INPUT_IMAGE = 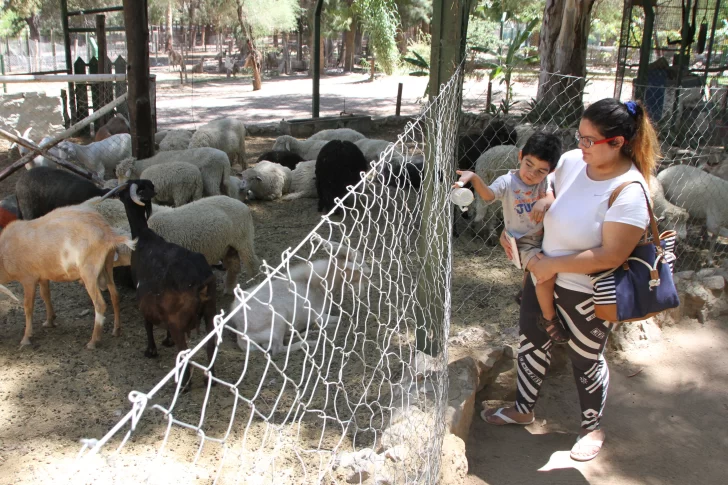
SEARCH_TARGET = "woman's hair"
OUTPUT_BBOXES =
[582,98,660,184]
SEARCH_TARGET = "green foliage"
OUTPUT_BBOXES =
[467,16,501,53]
[394,0,431,29]
[0,9,25,38]
[238,0,301,38]
[589,0,622,45]
[472,0,544,22]
[353,0,401,75]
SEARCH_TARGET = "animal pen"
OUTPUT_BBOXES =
[0,2,726,485]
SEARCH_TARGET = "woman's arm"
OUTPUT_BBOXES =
[529,221,646,283]
[454,170,495,201]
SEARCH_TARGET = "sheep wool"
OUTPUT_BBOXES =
[148,196,261,294]
[188,118,247,169]
[272,135,328,161]
[240,160,292,200]
[140,161,203,207]
[159,130,194,151]
[282,160,317,200]
[308,128,366,143]
[115,147,231,197]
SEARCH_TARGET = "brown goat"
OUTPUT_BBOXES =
[0,205,136,348]
[94,114,130,142]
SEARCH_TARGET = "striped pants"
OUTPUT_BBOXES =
[514,276,614,430]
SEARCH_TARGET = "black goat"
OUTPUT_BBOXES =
[381,160,424,191]
[315,140,368,215]
[115,180,217,390]
[457,120,517,170]
[15,166,109,220]
[256,150,304,170]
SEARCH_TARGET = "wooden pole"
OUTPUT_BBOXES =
[95,15,111,128]
[395,82,403,116]
[415,0,471,356]
[0,73,126,83]
[123,0,155,159]
[51,28,57,70]
[60,0,77,124]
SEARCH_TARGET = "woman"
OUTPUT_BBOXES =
[481,98,660,462]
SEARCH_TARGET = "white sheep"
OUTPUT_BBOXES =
[239,160,292,201]
[158,129,194,151]
[115,147,231,197]
[473,145,520,229]
[56,133,132,179]
[149,196,261,294]
[354,138,405,165]
[308,128,366,143]
[272,135,328,160]
[227,176,248,202]
[648,174,689,240]
[657,164,728,265]
[154,131,168,145]
[140,161,203,207]
[188,118,247,169]
[229,241,369,356]
[281,160,318,200]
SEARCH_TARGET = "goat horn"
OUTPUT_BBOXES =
[98,183,128,202]
[130,183,145,206]
[0,284,19,303]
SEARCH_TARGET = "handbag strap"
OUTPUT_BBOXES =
[607,180,662,248]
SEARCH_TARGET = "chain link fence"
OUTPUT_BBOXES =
[70,69,462,484]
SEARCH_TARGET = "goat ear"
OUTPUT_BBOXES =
[285,141,290,151]
[0,284,19,303]
[22,127,32,139]
[255,175,262,182]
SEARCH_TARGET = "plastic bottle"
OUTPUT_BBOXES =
[450,182,474,212]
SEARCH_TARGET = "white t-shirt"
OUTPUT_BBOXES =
[542,149,650,294]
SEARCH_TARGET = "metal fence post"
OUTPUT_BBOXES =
[0,55,5,93]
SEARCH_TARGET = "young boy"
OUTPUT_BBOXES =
[454,131,566,344]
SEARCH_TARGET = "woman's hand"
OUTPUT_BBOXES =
[530,198,551,223]
[499,230,514,261]
[453,170,476,188]
[530,254,557,284]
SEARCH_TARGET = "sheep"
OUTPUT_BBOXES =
[15,166,111,220]
[154,131,169,145]
[227,176,248,202]
[139,161,203,207]
[272,135,328,161]
[354,138,405,165]
[230,241,370,356]
[239,160,292,201]
[148,196,261,294]
[115,147,231,197]
[657,164,728,265]
[114,181,215,389]
[10,128,61,170]
[0,195,19,228]
[379,158,424,191]
[281,160,318,200]
[188,118,247,169]
[94,114,130,142]
[256,150,304,170]
[56,133,133,180]
[0,203,134,348]
[308,128,366,143]
[158,129,194,151]
[316,140,368,215]
[648,174,689,240]
[457,120,517,170]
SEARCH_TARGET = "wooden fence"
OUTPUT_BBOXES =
[72,55,128,134]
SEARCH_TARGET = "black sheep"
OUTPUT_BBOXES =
[15,166,109,220]
[381,160,424,191]
[315,140,368,215]
[457,120,517,170]
[257,150,304,170]
[115,180,217,390]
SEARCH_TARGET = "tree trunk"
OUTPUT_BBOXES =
[396,28,407,54]
[273,31,278,48]
[188,2,198,51]
[282,31,290,74]
[536,0,596,123]
[297,17,303,60]
[354,27,363,56]
[166,0,174,50]
[25,16,40,41]
[201,25,206,51]
[344,28,355,72]
[243,39,262,90]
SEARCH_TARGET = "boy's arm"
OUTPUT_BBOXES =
[531,192,554,223]
[454,171,497,201]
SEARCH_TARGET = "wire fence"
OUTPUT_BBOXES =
[70,68,462,484]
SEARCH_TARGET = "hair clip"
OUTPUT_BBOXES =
[625,101,638,117]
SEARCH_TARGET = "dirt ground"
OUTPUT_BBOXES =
[465,317,728,485]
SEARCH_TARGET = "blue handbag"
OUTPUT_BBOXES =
[590,181,680,323]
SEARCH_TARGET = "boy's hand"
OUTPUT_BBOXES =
[530,198,551,223]
[453,170,475,188]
